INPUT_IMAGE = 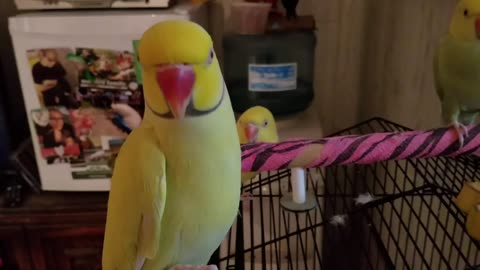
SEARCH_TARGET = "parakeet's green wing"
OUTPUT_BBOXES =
[138,153,166,258]
[433,38,459,124]
[102,126,166,270]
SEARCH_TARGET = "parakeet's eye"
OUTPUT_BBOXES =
[206,48,214,66]
[464,9,469,16]
[263,120,268,127]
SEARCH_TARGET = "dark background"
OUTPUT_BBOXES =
[0,1,31,157]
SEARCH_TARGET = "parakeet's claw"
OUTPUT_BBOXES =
[169,265,218,270]
[462,124,469,138]
[452,122,468,148]
[240,192,254,201]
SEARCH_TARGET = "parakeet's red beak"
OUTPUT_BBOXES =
[245,123,258,143]
[155,64,195,119]
[475,17,480,38]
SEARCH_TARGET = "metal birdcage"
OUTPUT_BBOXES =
[211,118,480,270]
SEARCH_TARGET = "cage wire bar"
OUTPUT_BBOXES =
[209,117,480,270]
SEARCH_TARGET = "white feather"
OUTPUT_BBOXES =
[330,215,347,226]
[354,192,374,205]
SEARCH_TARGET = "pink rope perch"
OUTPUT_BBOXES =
[241,125,480,172]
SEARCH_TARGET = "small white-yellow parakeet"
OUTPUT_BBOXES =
[236,106,279,200]
[102,20,241,270]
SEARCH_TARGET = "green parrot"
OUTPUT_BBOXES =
[102,20,241,270]
[434,0,480,147]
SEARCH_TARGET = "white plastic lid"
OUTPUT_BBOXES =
[8,2,202,36]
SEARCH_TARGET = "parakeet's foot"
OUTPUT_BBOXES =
[240,192,253,201]
[169,265,218,270]
[452,122,469,148]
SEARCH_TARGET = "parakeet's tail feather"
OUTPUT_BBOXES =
[241,171,257,184]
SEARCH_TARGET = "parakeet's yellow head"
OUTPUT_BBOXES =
[236,106,279,144]
[138,20,223,120]
[449,0,480,41]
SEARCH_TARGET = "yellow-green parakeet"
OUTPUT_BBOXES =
[236,106,278,200]
[102,20,241,270]
[434,0,480,146]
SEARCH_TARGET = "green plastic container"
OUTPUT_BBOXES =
[223,32,316,115]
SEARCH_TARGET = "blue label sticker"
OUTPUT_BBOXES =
[248,63,297,92]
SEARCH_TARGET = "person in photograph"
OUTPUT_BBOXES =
[32,49,78,109]
[79,48,98,66]
[42,108,77,149]
[75,48,99,95]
